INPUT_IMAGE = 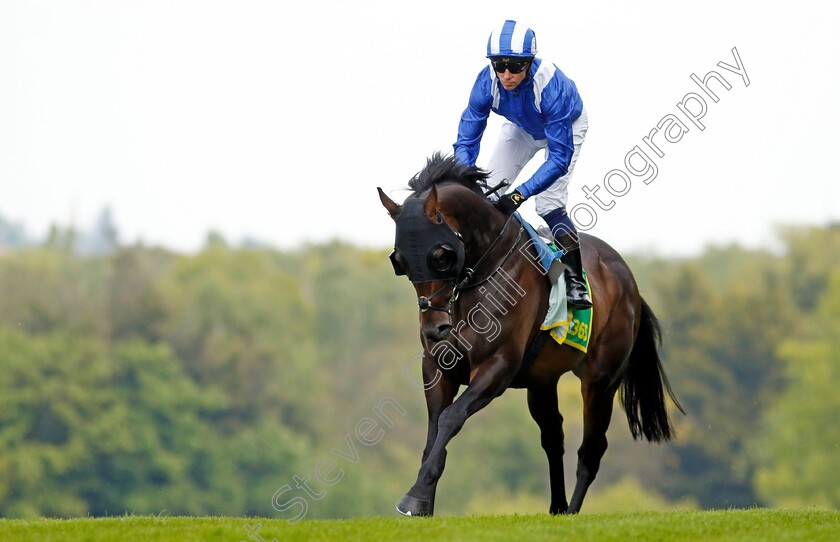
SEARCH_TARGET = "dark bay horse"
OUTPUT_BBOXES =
[377,154,682,516]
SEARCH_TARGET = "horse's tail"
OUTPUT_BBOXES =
[620,296,684,442]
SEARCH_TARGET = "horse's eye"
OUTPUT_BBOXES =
[431,248,454,272]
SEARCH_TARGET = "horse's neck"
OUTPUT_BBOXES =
[460,207,513,267]
[438,185,510,264]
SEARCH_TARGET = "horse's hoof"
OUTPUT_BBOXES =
[396,494,434,517]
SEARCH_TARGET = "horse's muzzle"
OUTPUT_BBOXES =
[422,321,452,343]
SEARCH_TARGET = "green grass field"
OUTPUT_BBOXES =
[0,509,837,541]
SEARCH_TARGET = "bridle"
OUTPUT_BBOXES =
[416,213,524,315]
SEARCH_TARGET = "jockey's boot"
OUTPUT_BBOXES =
[543,208,592,310]
[558,235,592,309]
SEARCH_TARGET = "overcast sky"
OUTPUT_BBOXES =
[1,1,838,255]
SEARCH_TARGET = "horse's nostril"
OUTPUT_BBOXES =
[423,323,453,342]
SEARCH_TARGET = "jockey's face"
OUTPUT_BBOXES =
[498,69,528,90]
[492,59,530,91]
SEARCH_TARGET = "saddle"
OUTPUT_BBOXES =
[512,214,565,283]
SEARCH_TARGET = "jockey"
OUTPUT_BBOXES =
[453,20,591,309]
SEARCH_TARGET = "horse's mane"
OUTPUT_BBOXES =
[408,153,490,198]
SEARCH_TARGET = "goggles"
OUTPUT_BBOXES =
[490,57,530,74]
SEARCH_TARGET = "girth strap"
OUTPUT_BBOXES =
[513,329,551,383]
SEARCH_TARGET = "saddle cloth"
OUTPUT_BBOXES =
[513,213,593,353]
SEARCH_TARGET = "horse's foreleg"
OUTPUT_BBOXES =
[418,371,459,507]
[566,378,617,514]
[421,382,458,463]
[397,358,514,517]
[527,383,568,515]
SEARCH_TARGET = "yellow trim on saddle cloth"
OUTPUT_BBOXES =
[540,270,593,353]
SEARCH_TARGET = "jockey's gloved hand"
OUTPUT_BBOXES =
[495,190,526,216]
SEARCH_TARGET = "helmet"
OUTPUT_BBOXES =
[486,20,537,58]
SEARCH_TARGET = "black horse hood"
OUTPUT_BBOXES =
[391,198,465,284]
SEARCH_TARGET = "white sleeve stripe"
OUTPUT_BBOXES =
[532,61,556,113]
[491,70,500,109]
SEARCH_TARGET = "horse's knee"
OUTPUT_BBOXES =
[540,427,565,454]
[437,403,467,433]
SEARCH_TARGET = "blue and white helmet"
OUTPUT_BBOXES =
[486,20,537,58]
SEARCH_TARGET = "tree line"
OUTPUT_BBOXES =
[0,223,838,518]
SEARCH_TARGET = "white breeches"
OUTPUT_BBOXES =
[486,107,588,216]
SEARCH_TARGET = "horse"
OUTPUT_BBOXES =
[377,154,682,516]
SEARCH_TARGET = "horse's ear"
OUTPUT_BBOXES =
[377,187,402,221]
[423,185,439,220]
